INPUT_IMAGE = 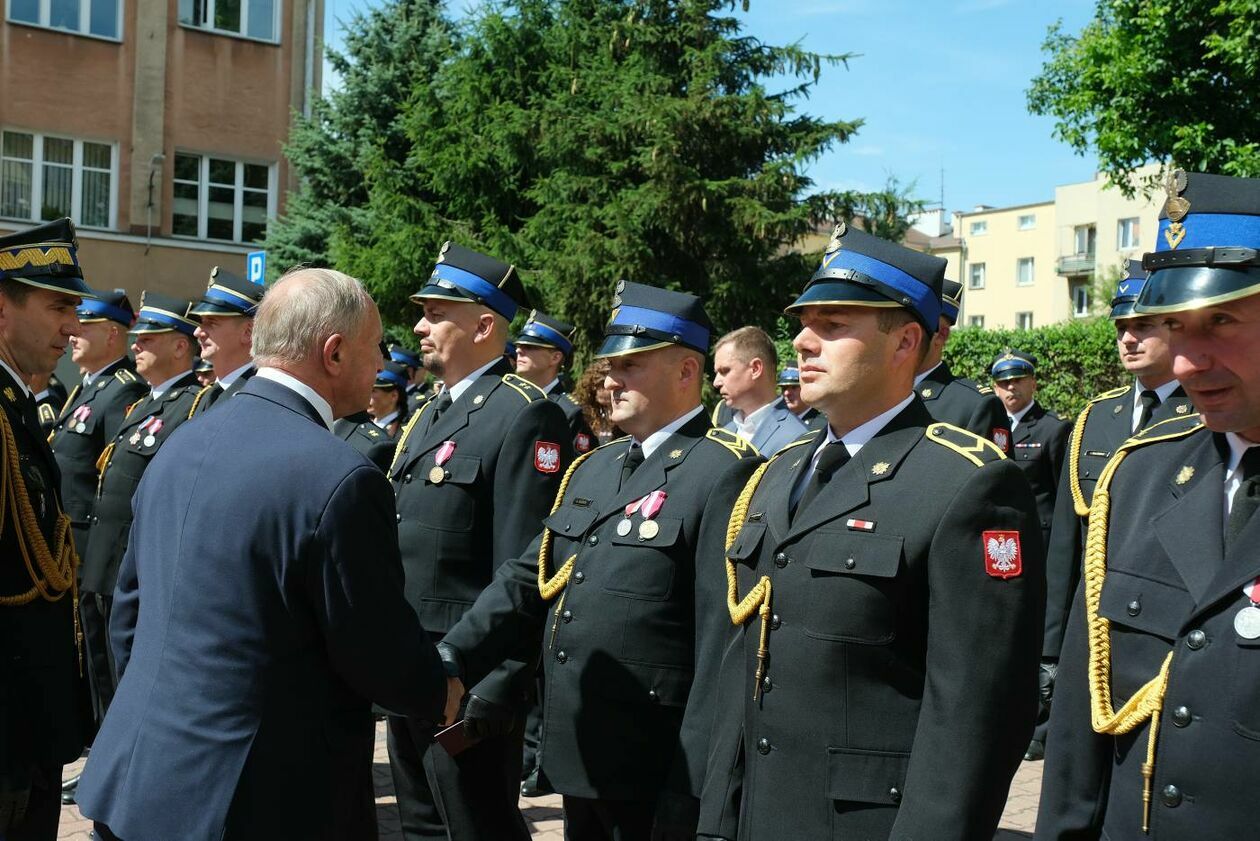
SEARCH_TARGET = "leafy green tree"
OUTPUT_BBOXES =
[332,0,864,355]
[265,0,454,276]
[1028,0,1260,196]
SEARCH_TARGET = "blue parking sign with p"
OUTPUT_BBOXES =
[246,251,266,285]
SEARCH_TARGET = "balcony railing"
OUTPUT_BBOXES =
[1056,252,1096,276]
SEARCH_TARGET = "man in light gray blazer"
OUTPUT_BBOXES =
[713,326,807,456]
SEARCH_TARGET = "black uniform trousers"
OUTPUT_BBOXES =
[79,593,116,727]
[386,713,530,841]
[6,765,63,841]
[563,796,654,841]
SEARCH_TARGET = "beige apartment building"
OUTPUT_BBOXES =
[943,165,1162,329]
[0,0,322,299]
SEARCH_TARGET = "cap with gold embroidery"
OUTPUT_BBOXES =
[411,242,527,320]
[0,218,94,298]
[990,349,1037,382]
[596,280,712,358]
[129,292,198,336]
[190,266,264,317]
[1137,170,1260,313]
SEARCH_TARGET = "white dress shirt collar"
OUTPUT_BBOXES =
[217,361,255,387]
[256,367,334,430]
[373,410,400,429]
[149,371,194,399]
[825,392,916,459]
[733,398,776,443]
[445,357,503,404]
[84,356,127,386]
[633,404,705,459]
[1008,401,1034,432]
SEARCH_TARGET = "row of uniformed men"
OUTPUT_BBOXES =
[5,166,1254,841]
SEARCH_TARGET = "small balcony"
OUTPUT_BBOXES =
[1056,252,1096,277]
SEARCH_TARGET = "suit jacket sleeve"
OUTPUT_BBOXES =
[1033,581,1110,840]
[667,455,763,808]
[891,459,1044,839]
[308,464,446,722]
[1042,462,1082,659]
[468,398,573,707]
[442,530,551,687]
[109,538,141,680]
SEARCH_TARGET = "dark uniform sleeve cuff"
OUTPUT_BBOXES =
[436,641,463,678]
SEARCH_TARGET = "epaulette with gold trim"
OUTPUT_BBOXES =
[114,368,138,385]
[37,403,56,426]
[500,373,546,402]
[925,422,1006,467]
[705,427,760,459]
[1124,412,1203,445]
[1089,384,1132,404]
[770,431,820,463]
[976,384,994,394]
[710,403,724,426]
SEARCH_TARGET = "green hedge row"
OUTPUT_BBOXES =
[943,317,1126,419]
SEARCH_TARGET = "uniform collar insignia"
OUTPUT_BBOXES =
[669,448,683,459]
[2,386,14,402]
[1175,465,1195,485]
[871,461,890,476]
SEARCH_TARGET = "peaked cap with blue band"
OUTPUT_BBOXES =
[190,266,264,317]
[375,361,410,390]
[777,367,801,387]
[1110,258,1148,320]
[411,241,527,320]
[77,289,135,326]
[786,222,945,333]
[516,310,577,357]
[0,217,95,298]
[130,292,198,337]
[388,343,421,370]
[941,278,963,324]
[1137,170,1260,314]
[596,280,713,358]
[990,349,1037,381]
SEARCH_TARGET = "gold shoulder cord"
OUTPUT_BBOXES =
[537,449,599,600]
[187,384,214,419]
[0,410,83,673]
[724,460,773,699]
[1067,400,1097,516]
[1083,419,1202,833]
[387,399,433,475]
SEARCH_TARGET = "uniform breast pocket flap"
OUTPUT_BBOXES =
[1098,568,1190,641]
[725,521,766,567]
[825,746,909,806]
[610,516,683,547]
[542,504,599,539]
[802,532,903,645]
[427,453,480,486]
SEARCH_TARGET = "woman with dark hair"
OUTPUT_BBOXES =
[571,359,624,444]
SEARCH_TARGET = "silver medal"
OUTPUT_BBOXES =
[75,422,86,433]
[616,519,633,537]
[1234,606,1260,640]
[143,434,156,448]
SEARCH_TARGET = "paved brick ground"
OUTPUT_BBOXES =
[57,722,1042,839]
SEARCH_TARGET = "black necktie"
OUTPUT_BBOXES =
[620,444,645,490]
[428,391,452,425]
[1227,447,1260,551]
[793,441,850,521]
[1135,389,1160,431]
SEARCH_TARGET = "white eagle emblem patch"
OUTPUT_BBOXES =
[983,530,1022,579]
[535,441,561,473]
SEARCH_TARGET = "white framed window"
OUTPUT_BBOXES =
[968,262,986,290]
[1,130,116,228]
[1018,213,1036,230]
[969,220,988,236]
[968,315,985,328]
[6,0,121,39]
[1016,257,1035,286]
[1072,284,1090,317]
[178,0,278,42]
[1016,311,1034,330]
[1074,224,1096,255]
[172,152,274,243]
[1117,217,1140,250]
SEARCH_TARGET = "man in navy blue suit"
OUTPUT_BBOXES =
[76,267,448,841]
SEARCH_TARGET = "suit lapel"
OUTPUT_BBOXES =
[916,362,951,402]
[784,404,924,542]
[1189,433,1260,617]
[1152,385,1194,425]
[1153,434,1226,605]
[767,433,820,542]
